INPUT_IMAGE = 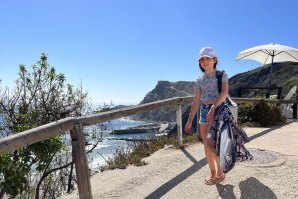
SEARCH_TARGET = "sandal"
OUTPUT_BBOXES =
[216,173,226,184]
[204,176,218,185]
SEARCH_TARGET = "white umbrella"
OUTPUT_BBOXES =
[236,43,298,85]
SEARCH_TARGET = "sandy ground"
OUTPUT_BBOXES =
[61,120,298,199]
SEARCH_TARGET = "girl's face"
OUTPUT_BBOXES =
[199,57,217,71]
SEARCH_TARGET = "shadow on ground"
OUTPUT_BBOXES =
[249,120,295,141]
[216,177,277,199]
[145,121,292,199]
[144,148,207,199]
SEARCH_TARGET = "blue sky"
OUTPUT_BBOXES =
[1,0,298,105]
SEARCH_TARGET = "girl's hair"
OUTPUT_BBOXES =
[199,58,218,72]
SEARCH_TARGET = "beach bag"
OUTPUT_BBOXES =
[216,71,238,121]
[219,120,236,173]
[226,96,238,121]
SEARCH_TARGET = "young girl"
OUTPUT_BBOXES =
[185,47,229,185]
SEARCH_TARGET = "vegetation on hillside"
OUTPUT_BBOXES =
[0,54,106,198]
[229,62,298,98]
[106,134,198,170]
[238,100,287,127]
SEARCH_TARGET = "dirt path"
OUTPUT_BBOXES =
[61,121,298,199]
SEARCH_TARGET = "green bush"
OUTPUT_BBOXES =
[238,100,286,127]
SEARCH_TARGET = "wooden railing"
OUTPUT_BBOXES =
[0,97,297,199]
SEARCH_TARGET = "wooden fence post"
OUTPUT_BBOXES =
[176,105,183,147]
[70,123,92,199]
[293,103,297,119]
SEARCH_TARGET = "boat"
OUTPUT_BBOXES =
[113,123,162,135]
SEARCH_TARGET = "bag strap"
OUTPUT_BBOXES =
[216,70,224,94]
[217,71,237,107]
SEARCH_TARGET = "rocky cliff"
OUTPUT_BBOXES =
[133,81,195,122]
[134,62,298,122]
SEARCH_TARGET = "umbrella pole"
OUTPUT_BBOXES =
[269,52,275,86]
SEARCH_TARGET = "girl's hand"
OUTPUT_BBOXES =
[185,121,192,133]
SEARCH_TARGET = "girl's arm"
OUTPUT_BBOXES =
[185,88,201,132]
[188,88,201,122]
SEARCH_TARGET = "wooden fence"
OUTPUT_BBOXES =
[0,97,297,199]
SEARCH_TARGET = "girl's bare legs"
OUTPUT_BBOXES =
[200,124,224,178]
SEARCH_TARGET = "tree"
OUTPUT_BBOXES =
[0,53,97,198]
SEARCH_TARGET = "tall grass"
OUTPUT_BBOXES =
[106,134,198,170]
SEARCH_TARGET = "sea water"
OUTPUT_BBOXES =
[85,118,158,171]
[0,117,158,171]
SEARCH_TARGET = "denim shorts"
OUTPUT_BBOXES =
[199,104,213,124]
